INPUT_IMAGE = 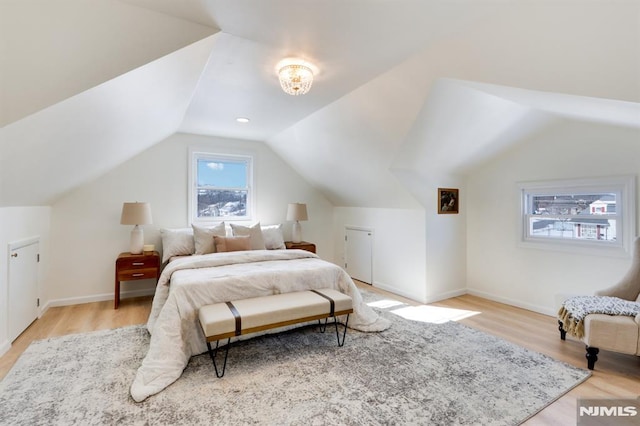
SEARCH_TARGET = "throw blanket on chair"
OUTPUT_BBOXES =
[558,295,640,339]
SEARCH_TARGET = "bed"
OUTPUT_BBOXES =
[130,248,390,402]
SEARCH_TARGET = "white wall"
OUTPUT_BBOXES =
[0,207,50,356]
[46,133,333,308]
[467,120,640,315]
[424,179,468,303]
[333,207,427,302]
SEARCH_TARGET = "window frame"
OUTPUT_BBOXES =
[518,175,636,257]
[188,150,254,224]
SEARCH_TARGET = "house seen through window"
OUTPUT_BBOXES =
[519,176,635,256]
[526,193,617,242]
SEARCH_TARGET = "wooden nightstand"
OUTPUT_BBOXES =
[285,241,316,253]
[114,251,160,309]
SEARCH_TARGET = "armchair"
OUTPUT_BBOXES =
[558,238,640,370]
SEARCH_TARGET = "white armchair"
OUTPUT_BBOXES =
[559,238,640,369]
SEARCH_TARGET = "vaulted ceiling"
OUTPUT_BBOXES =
[1,0,639,207]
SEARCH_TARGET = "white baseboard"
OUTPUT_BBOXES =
[372,281,426,304]
[41,288,156,313]
[364,279,556,317]
[466,288,556,317]
[0,339,10,357]
[424,288,467,304]
[372,281,467,305]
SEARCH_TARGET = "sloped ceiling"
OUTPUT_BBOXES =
[0,35,218,206]
[0,0,217,127]
[1,0,639,208]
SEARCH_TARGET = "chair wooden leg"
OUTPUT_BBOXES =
[586,346,599,370]
[558,320,566,340]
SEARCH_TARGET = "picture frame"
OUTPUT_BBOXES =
[438,188,459,214]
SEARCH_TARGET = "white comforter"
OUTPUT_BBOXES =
[130,249,390,402]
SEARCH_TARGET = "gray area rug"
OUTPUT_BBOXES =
[0,290,590,425]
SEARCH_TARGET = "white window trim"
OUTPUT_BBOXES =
[188,150,254,224]
[518,175,636,258]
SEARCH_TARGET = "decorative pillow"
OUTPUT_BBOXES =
[261,224,286,250]
[230,222,266,250]
[160,228,194,263]
[192,222,226,255]
[213,235,251,253]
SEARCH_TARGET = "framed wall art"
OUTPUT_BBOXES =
[438,188,459,214]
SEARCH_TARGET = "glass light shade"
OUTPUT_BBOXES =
[278,64,314,96]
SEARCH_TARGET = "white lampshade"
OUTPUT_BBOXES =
[287,203,308,243]
[286,203,308,222]
[120,202,152,225]
[120,202,152,254]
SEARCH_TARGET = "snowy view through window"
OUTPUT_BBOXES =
[196,158,249,219]
[528,193,617,241]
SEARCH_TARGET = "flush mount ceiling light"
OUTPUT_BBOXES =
[236,117,250,123]
[278,62,314,96]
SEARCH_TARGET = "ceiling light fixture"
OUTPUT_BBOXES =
[278,63,314,96]
[236,117,250,123]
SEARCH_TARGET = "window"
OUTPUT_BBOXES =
[189,152,253,223]
[519,176,636,256]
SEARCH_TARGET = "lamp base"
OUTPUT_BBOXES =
[130,225,144,254]
[292,221,302,243]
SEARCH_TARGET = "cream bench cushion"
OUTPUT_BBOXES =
[199,288,352,341]
[198,288,354,377]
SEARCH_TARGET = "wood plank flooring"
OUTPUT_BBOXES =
[360,283,640,425]
[1,286,638,425]
[0,296,151,382]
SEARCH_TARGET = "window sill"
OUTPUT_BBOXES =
[518,238,630,258]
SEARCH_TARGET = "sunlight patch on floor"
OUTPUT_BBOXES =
[367,299,406,309]
[390,305,481,324]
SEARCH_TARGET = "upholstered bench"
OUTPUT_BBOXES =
[198,288,354,377]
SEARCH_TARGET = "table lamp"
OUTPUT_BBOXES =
[120,202,152,254]
[286,203,308,243]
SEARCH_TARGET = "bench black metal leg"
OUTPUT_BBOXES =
[207,338,231,378]
[334,314,350,347]
[318,318,328,333]
[319,315,350,346]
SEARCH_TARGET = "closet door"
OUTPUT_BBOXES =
[344,227,373,284]
[8,238,39,341]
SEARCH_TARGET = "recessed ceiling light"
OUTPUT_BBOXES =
[236,117,250,123]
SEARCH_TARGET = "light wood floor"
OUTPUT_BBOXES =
[1,285,638,425]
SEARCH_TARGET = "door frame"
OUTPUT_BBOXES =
[344,226,374,285]
[8,236,40,342]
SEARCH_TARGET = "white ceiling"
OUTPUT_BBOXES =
[151,0,640,141]
[1,0,639,207]
[174,0,494,140]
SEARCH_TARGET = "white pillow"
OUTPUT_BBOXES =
[230,222,266,250]
[160,228,194,263]
[262,224,286,250]
[192,222,226,255]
